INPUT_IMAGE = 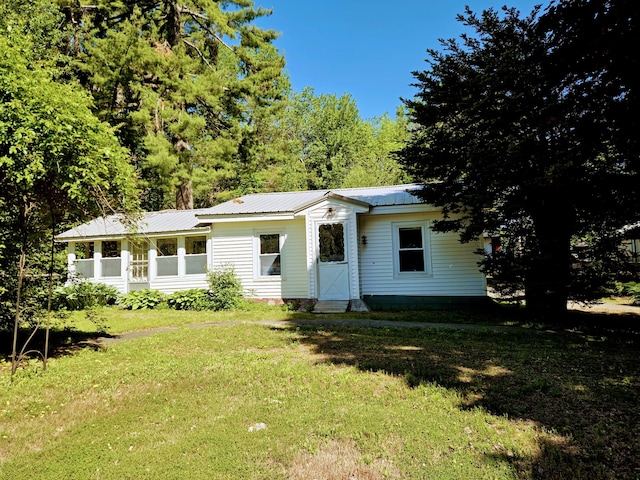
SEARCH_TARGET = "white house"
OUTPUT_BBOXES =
[56,184,488,310]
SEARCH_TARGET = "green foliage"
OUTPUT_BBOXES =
[615,282,640,305]
[53,281,119,311]
[206,265,243,310]
[61,0,287,209]
[166,289,217,311]
[400,3,640,314]
[117,289,166,310]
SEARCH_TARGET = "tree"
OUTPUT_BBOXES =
[0,0,139,371]
[59,0,287,210]
[399,1,640,316]
[266,88,409,191]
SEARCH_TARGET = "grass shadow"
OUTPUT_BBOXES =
[286,309,640,479]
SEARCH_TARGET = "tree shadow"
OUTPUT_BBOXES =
[285,311,640,479]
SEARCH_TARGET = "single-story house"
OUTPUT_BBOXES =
[56,184,488,310]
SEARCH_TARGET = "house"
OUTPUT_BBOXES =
[56,184,488,310]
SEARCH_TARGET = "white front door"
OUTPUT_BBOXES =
[317,222,350,300]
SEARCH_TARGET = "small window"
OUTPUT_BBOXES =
[156,238,177,256]
[76,241,94,260]
[393,222,431,275]
[102,240,121,258]
[259,234,281,276]
[186,236,206,255]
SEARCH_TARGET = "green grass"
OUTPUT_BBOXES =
[1,306,639,479]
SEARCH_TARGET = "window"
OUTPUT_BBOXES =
[185,236,207,275]
[156,238,177,256]
[76,241,94,260]
[319,223,345,263]
[74,241,94,278]
[156,238,177,276]
[186,236,206,255]
[257,233,281,277]
[393,222,431,275]
[101,240,121,277]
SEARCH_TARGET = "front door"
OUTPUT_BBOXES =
[317,222,350,300]
[128,240,149,290]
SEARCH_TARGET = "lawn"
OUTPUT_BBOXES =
[1,306,639,479]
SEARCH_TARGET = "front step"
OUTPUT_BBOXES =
[312,300,350,314]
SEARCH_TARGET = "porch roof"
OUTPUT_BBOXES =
[56,209,210,241]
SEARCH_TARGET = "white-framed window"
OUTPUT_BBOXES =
[392,221,431,276]
[185,235,207,275]
[101,240,121,277]
[254,231,283,279]
[155,237,178,276]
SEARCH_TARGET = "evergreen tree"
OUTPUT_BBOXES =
[59,0,287,209]
[400,2,640,316]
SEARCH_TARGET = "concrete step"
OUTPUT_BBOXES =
[312,300,350,314]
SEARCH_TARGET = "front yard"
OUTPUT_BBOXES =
[1,307,639,479]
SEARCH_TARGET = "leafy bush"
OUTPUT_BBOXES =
[167,289,216,311]
[53,281,119,310]
[207,265,243,310]
[117,289,166,310]
[616,281,640,305]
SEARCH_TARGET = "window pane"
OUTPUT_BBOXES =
[399,227,422,249]
[319,224,344,262]
[76,242,94,259]
[101,258,121,277]
[260,254,281,276]
[157,238,177,256]
[186,236,206,255]
[157,256,178,276]
[102,241,121,258]
[186,254,207,274]
[260,234,280,254]
[399,250,425,272]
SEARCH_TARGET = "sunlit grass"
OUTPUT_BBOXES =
[1,307,638,479]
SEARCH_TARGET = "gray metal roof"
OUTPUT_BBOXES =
[56,209,210,241]
[57,184,425,241]
[198,184,423,217]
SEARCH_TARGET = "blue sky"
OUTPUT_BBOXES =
[256,1,545,120]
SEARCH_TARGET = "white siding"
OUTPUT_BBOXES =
[211,218,308,299]
[358,213,486,297]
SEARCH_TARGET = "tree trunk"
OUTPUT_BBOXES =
[176,179,193,210]
[524,199,573,319]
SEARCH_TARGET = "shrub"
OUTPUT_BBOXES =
[617,281,640,305]
[167,289,216,311]
[53,281,119,310]
[207,265,243,310]
[117,289,166,310]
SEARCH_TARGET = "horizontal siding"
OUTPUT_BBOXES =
[149,275,208,294]
[211,219,308,299]
[358,213,486,297]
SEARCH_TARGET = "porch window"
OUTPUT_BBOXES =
[393,222,431,276]
[75,241,94,278]
[185,236,207,274]
[156,238,178,276]
[101,240,121,277]
[256,233,281,277]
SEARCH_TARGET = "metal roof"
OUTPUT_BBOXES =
[57,184,426,241]
[198,184,423,217]
[56,209,210,240]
